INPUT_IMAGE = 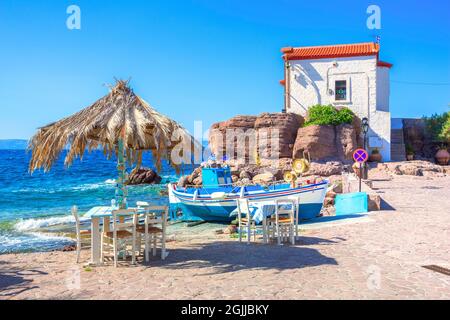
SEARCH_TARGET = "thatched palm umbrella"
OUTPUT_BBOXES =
[29,79,197,208]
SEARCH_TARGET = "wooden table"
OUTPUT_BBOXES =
[249,199,300,243]
[85,206,167,265]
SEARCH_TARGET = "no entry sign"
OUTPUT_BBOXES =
[353,148,368,163]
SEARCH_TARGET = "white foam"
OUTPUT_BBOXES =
[28,232,73,241]
[12,187,55,193]
[0,235,22,246]
[14,215,89,232]
[68,181,115,191]
[0,232,73,253]
[162,174,179,182]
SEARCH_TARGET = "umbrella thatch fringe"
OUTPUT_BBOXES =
[28,80,198,174]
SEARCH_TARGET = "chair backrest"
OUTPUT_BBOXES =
[111,209,138,231]
[236,198,251,221]
[71,206,80,235]
[144,205,168,224]
[275,199,295,221]
[145,205,168,212]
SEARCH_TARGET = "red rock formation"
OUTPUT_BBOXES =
[126,168,162,185]
[293,125,337,160]
[209,112,359,164]
[209,115,257,161]
[293,123,359,162]
[336,123,358,160]
[255,113,303,159]
[209,113,303,162]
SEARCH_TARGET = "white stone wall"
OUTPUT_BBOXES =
[287,55,391,161]
[376,66,390,112]
[369,111,391,161]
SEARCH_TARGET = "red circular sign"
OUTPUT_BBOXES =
[353,148,368,163]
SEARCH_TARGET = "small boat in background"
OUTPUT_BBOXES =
[168,167,328,222]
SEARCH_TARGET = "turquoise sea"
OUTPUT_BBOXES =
[0,149,195,254]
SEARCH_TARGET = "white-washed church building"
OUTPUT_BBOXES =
[280,42,393,161]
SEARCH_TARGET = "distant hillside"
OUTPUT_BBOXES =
[0,139,28,150]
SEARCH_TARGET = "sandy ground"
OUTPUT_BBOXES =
[1,174,450,300]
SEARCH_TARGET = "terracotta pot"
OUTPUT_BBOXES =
[369,152,382,162]
[406,154,414,161]
[435,149,450,165]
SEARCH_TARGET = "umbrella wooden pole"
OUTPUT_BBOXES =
[116,138,127,209]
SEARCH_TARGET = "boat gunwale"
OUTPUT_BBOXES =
[170,180,329,204]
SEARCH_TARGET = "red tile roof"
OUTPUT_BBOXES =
[281,42,380,61]
[377,60,393,68]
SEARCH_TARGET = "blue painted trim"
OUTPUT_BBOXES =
[170,202,324,222]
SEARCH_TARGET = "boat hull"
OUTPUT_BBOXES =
[168,181,328,222]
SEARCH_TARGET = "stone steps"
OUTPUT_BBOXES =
[391,129,406,161]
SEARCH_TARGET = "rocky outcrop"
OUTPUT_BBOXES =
[208,113,303,162]
[126,168,162,185]
[336,124,358,160]
[209,112,361,164]
[375,160,448,177]
[178,167,202,188]
[60,244,76,252]
[323,178,345,208]
[324,191,336,207]
[255,113,303,158]
[209,115,257,161]
[177,158,344,189]
[252,172,275,185]
[304,161,345,177]
[293,125,336,160]
[293,123,359,162]
[368,194,381,211]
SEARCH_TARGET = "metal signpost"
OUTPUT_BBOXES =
[361,117,369,180]
[353,148,369,192]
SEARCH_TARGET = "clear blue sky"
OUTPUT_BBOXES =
[0,0,449,139]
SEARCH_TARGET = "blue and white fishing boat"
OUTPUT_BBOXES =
[168,167,328,222]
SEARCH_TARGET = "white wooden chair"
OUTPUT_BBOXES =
[71,206,91,263]
[286,197,300,239]
[101,209,138,267]
[236,199,266,244]
[267,199,296,245]
[135,205,168,261]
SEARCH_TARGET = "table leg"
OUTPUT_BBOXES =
[103,217,110,233]
[91,217,101,265]
[262,217,267,244]
[161,212,167,260]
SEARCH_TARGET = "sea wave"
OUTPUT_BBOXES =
[0,149,178,253]
[69,180,116,191]
[0,232,74,254]
[161,174,180,183]
[14,215,86,232]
